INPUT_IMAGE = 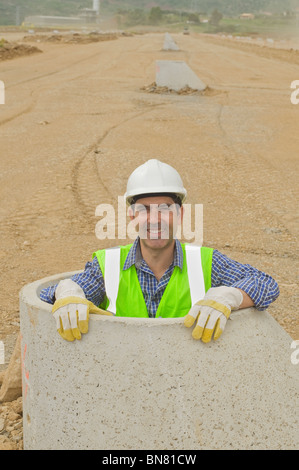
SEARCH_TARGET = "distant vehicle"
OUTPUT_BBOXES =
[183,26,190,35]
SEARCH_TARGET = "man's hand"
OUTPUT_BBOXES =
[184,286,243,343]
[52,279,112,342]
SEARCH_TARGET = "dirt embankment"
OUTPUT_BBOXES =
[0,39,42,61]
[0,31,124,61]
[201,33,299,66]
[22,31,122,44]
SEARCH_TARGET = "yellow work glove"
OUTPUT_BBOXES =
[184,286,243,343]
[52,279,112,342]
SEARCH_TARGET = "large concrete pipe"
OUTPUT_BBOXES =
[20,272,299,450]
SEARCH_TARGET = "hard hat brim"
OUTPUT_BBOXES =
[125,187,187,205]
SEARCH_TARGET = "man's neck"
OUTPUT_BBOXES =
[139,239,176,282]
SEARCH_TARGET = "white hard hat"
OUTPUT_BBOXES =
[124,159,187,205]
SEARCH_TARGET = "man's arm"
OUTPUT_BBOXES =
[211,249,280,310]
[39,256,106,306]
[238,289,254,309]
[184,251,279,343]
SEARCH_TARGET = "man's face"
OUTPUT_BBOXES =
[129,195,183,250]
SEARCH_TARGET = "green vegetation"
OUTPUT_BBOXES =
[117,7,297,37]
[216,15,297,36]
[0,0,92,25]
[210,9,223,26]
[0,0,298,39]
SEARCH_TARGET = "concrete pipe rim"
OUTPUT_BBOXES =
[19,272,184,326]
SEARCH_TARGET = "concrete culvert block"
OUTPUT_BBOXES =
[156,60,206,92]
[163,33,179,51]
[20,273,299,450]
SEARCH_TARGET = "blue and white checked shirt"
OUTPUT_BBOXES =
[40,237,279,317]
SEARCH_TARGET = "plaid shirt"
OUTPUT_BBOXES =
[40,238,279,316]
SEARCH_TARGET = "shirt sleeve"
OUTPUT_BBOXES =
[211,249,280,310]
[39,256,106,306]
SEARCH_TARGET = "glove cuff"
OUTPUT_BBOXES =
[203,286,243,310]
[55,279,86,301]
[52,296,90,314]
[195,299,231,319]
[52,296,114,317]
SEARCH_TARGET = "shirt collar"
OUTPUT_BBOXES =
[123,237,183,271]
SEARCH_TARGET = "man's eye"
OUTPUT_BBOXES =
[134,204,174,214]
[158,204,171,212]
[158,204,175,214]
[135,206,147,213]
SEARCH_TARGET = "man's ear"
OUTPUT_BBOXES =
[128,206,134,221]
[178,204,184,225]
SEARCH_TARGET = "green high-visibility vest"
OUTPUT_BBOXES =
[92,243,213,318]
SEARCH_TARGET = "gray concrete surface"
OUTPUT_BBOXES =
[156,60,206,91]
[20,272,299,450]
[163,33,180,51]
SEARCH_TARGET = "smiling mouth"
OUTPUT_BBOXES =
[148,229,162,238]
[146,225,169,239]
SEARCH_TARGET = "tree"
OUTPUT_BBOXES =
[188,13,200,23]
[149,6,163,24]
[210,8,223,26]
[125,9,147,26]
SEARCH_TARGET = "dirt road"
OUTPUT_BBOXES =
[0,30,298,356]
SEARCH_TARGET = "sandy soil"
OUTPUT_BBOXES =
[0,30,298,447]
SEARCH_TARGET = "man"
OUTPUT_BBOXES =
[40,159,279,343]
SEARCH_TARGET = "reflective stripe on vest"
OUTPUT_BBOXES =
[104,247,121,314]
[185,244,206,305]
[104,244,206,314]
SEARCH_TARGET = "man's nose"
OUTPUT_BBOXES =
[148,205,161,224]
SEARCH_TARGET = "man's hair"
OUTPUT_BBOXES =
[130,192,183,207]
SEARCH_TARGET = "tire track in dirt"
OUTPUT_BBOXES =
[4,46,119,90]
[71,104,166,223]
[0,100,36,126]
[212,102,298,259]
[0,45,124,127]
[0,37,149,250]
